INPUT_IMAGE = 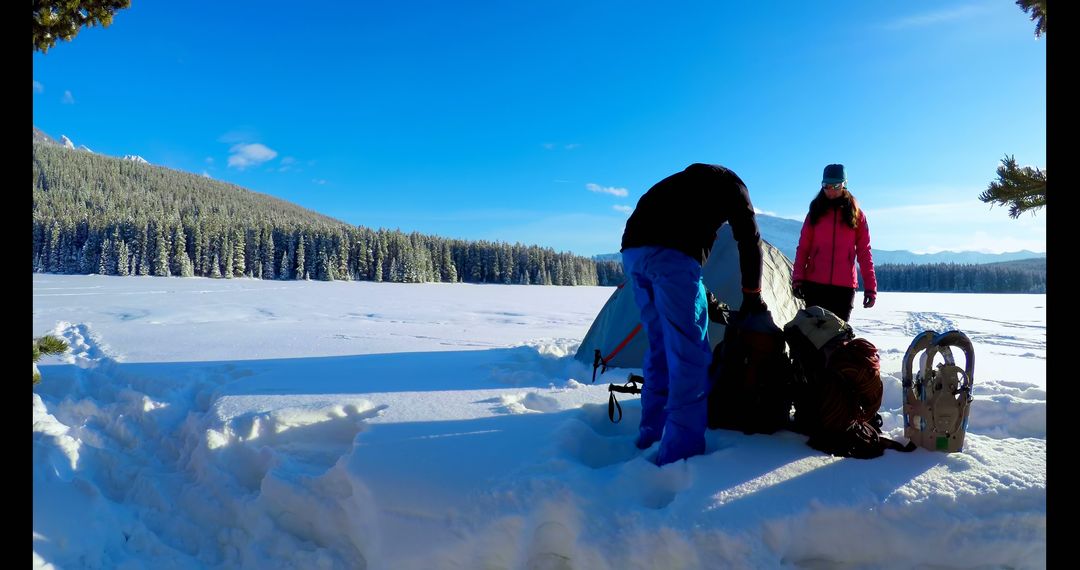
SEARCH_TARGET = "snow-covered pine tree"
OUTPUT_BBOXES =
[153,223,170,277]
[232,229,246,278]
[295,233,306,280]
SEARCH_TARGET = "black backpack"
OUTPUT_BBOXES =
[706,309,794,434]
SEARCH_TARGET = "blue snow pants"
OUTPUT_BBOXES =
[622,246,712,465]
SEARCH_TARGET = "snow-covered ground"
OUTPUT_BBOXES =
[33,274,1046,569]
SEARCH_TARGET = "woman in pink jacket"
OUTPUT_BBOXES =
[792,164,877,322]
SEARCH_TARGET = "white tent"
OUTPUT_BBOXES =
[575,225,802,374]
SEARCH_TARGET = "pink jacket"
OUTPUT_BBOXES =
[792,207,877,292]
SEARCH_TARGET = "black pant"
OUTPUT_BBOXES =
[802,281,856,322]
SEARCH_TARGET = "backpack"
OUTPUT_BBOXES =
[784,306,855,434]
[785,307,915,459]
[818,338,883,431]
[706,309,794,434]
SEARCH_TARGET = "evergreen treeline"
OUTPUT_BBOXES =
[33,143,626,286]
[867,261,1046,293]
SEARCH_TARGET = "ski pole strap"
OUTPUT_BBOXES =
[608,391,623,423]
[607,375,644,423]
[608,383,643,394]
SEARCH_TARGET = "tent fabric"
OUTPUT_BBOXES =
[575,225,802,371]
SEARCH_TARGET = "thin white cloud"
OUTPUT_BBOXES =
[202,171,213,179]
[312,179,327,185]
[542,143,556,150]
[205,157,215,164]
[227,143,278,170]
[613,205,632,214]
[865,200,1045,254]
[219,130,259,144]
[33,80,44,93]
[866,200,1006,221]
[883,5,986,30]
[278,156,299,172]
[910,230,1046,254]
[586,183,629,197]
[62,90,75,104]
[564,143,581,150]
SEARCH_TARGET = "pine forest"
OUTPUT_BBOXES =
[33,143,627,286]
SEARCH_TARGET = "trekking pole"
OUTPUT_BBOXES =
[591,349,608,383]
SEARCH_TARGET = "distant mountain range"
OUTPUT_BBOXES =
[32,126,56,145]
[595,213,1045,266]
[33,126,149,165]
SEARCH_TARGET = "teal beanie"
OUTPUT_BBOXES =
[822,164,847,184]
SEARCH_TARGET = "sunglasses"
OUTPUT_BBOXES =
[822,182,845,191]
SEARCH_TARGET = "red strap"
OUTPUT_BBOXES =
[604,323,643,363]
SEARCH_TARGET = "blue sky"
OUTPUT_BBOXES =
[32,1,1046,257]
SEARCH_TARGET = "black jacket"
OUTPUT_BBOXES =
[621,163,762,291]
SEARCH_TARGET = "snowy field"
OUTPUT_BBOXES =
[33,274,1046,569]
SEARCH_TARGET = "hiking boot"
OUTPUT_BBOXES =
[655,426,706,465]
[635,427,662,449]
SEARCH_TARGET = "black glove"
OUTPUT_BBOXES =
[792,281,805,300]
[706,291,730,324]
[863,290,877,308]
[739,291,768,314]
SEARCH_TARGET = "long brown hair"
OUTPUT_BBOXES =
[808,188,860,229]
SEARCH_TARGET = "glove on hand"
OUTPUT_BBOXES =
[740,291,768,314]
[863,291,877,308]
[792,281,805,300]
[706,291,730,324]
